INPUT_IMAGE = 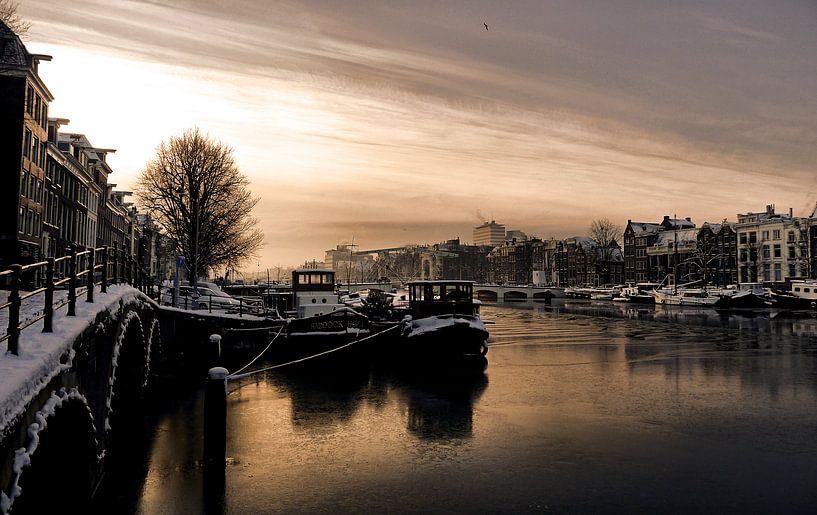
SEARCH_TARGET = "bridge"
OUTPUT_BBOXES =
[0,247,161,513]
[0,247,281,513]
[472,284,566,302]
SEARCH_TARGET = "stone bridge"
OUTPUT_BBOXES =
[0,285,160,513]
[473,284,566,302]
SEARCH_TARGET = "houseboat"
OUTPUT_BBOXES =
[400,280,489,367]
[285,268,371,338]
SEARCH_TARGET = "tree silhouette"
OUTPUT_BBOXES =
[135,128,263,288]
[589,218,622,284]
[1,1,30,38]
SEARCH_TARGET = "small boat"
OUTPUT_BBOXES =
[652,287,735,306]
[613,285,656,304]
[400,280,489,367]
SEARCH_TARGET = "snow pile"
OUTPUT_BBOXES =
[402,315,487,338]
[0,285,150,440]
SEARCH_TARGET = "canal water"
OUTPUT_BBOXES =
[98,302,817,513]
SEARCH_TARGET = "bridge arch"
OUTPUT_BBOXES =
[105,311,148,453]
[475,289,498,302]
[533,291,555,301]
[503,290,528,302]
[5,389,98,513]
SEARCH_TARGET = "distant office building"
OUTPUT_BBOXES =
[473,220,505,246]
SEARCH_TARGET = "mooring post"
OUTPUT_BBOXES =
[204,366,228,465]
[209,334,222,367]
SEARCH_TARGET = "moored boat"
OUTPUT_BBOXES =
[399,280,489,367]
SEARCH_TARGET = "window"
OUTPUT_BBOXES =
[789,246,796,258]
[772,229,780,240]
[26,85,33,115]
[34,95,41,123]
[23,129,31,159]
[18,207,24,233]
[739,233,747,244]
[762,230,769,240]
[762,245,770,259]
[32,137,39,167]
[788,231,795,242]
[749,232,757,244]
[739,249,748,262]
[774,263,781,281]
[804,288,811,293]
[773,244,781,258]
[789,264,796,277]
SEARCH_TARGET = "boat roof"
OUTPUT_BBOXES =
[294,268,335,273]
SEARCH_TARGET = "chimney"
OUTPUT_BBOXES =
[685,217,691,222]
[663,215,670,223]
[789,207,793,217]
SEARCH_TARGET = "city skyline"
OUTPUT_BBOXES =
[18,0,817,267]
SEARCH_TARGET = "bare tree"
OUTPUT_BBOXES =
[135,128,263,290]
[0,1,31,37]
[683,236,724,288]
[589,218,622,284]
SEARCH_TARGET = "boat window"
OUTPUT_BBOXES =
[805,288,811,293]
[432,284,442,300]
[297,274,308,285]
[795,287,801,292]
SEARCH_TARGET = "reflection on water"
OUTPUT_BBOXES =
[106,303,817,513]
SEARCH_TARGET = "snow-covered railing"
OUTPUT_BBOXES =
[1,244,156,356]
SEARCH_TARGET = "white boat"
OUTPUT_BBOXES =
[652,287,735,306]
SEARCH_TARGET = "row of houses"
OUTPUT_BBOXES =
[0,21,175,281]
[327,203,817,289]
[625,205,817,288]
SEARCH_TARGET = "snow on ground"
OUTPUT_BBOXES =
[0,285,148,439]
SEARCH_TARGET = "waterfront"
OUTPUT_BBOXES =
[100,302,817,513]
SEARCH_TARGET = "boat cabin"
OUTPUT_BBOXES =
[406,280,478,318]
[292,268,343,318]
[789,280,817,301]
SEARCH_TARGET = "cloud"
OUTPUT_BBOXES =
[18,0,817,266]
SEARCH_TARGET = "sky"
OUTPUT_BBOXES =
[18,0,817,269]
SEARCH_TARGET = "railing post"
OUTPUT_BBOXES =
[101,246,108,293]
[209,294,212,313]
[86,247,95,303]
[126,255,133,285]
[239,298,243,318]
[7,264,22,355]
[43,258,55,333]
[68,246,77,317]
[112,243,119,285]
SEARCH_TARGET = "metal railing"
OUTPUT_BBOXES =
[1,244,157,356]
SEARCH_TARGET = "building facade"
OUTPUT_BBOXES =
[0,22,53,268]
[473,220,505,246]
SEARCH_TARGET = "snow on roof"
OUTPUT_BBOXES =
[628,222,661,235]
[655,227,699,244]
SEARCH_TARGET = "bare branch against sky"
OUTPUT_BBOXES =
[16,0,817,266]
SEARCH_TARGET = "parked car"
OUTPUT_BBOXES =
[162,286,240,310]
